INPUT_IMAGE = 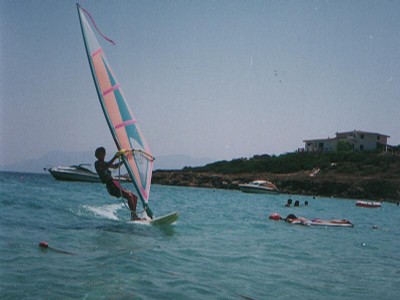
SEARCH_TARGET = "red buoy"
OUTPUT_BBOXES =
[269,213,281,221]
[39,241,49,248]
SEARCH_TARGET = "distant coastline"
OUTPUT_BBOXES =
[153,151,400,202]
[3,151,399,202]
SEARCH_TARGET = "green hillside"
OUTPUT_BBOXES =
[184,151,400,176]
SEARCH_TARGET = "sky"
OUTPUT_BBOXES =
[1,0,400,168]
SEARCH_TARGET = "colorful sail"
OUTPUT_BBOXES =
[77,4,154,217]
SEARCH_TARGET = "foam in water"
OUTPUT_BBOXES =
[84,203,124,220]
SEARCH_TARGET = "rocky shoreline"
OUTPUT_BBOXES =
[152,169,400,203]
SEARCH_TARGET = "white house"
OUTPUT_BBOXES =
[304,130,390,152]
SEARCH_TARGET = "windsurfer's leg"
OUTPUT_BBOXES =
[129,192,138,212]
[122,189,139,219]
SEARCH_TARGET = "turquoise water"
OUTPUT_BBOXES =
[1,172,399,299]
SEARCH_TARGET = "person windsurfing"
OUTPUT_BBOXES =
[94,146,141,221]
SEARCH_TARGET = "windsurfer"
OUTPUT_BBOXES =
[94,147,141,221]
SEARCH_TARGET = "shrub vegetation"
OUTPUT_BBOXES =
[183,151,400,175]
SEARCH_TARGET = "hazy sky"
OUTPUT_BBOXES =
[1,0,399,166]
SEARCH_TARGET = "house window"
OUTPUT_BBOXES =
[360,145,364,150]
[377,135,380,140]
[360,134,364,139]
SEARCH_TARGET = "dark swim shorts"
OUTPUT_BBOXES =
[106,181,122,198]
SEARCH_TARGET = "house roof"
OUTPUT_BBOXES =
[304,130,390,143]
[337,130,390,138]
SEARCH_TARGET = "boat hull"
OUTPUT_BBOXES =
[49,169,100,183]
[239,185,278,194]
[356,201,381,208]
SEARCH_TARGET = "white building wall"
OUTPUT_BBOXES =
[304,139,337,152]
[355,132,387,151]
[322,139,337,152]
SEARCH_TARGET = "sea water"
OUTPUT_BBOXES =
[0,171,399,300]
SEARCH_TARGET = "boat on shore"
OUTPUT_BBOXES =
[356,200,382,208]
[239,180,279,194]
[45,164,131,183]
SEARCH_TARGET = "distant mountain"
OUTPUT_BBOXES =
[0,151,214,174]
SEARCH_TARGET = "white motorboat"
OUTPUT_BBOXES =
[355,200,382,208]
[239,180,279,194]
[45,164,131,183]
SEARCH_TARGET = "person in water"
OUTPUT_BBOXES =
[94,147,141,221]
[284,214,298,223]
[285,198,292,207]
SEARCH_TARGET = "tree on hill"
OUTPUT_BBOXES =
[336,140,353,152]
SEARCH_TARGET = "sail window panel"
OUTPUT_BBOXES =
[115,124,152,202]
[128,132,152,198]
[128,131,151,195]
[126,154,150,201]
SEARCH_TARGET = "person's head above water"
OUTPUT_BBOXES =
[95,147,106,159]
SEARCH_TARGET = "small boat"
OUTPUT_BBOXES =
[356,200,382,208]
[46,164,131,183]
[239,180,278,194]
[46,164,100,182]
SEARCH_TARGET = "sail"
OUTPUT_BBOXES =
[77,4,154,216]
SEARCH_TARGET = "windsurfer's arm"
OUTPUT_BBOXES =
[110,160,124,169]
[106,153,121,169]
[107,150,126,169]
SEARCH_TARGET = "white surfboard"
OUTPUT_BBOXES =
[130,211,179,226]
[150,211,179,226]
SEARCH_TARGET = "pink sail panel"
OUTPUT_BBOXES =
[90,47,152,202]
